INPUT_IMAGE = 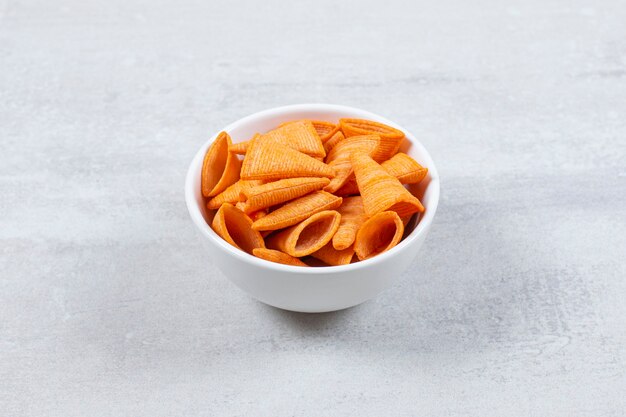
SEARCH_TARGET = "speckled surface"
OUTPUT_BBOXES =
[1,0,626,415]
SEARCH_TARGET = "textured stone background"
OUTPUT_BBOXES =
[1,0,625,415]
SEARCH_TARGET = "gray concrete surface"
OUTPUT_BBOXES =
[1,0,626,415]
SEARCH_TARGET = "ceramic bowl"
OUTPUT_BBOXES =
[185,104,440,312]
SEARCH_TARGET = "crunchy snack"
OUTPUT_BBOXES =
[266,210,341,257]
[201,132,241,197]
[351,152,424,217]
[334,152,427,196]
[241,136,335,181]
[211,203,265,254]
[310,120,339,142]
[262,120,326,157]
[251,191,342,231]
[241,177,330,214]
[355,211,404,260]
[280,120,339,143]
[340,118,404,160]
[201,117,427,266]
[332,196,368,250]
[381,153,428,184]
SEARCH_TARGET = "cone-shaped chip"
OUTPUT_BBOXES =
[211,203,265,254]
[266,210,341,257]
[340,118,405,161]
[351,152,424,217]
[241,177,330,213]
[251,191,342,231]
[241,137,335,181]
[355,211,404,260]
[261,120,325,157]
[381,153,428,184]
[332,196,369,250]
[201,132,242,197]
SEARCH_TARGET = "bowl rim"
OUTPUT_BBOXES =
[185,103,440,274]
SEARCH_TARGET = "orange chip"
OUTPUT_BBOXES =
[206,180,263,210]
[325,134,379,164]
[323,130,345,154]
[351,152,424,217]
[310,120,339,142]
[203,117,427,267]
[324,135,380,193]
[381,153,428,184]
[335,154,427,196]
[332,196,368,250]
[241,137,335,181]
[201,132,242,197]
[211,203,265,254]
[280,120,338,143]
[340,118,404,139]
[340,118,404,160]
[371,137,404,161]
[310,242,354,266]
[241,177,331,213]
[251,190,342,231]
[266,210,341,257]
[252,248,308,267]
[354,211,404,261]
[262,120,326,158]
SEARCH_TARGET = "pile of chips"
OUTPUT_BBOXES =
[202,119,428,266]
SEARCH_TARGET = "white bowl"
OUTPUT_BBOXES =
[185,104,440,313]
